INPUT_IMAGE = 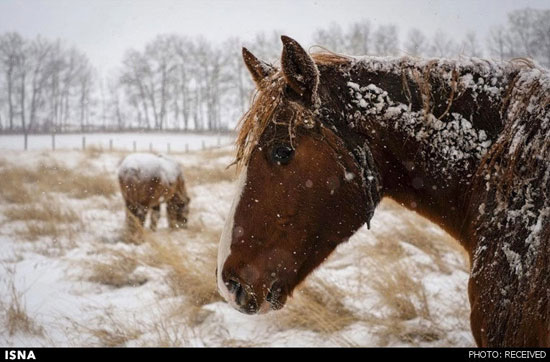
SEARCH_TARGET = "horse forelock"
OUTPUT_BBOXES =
[234,52,354,171]
[235,75,310,172]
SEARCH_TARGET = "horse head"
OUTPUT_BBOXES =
[217,36,381,314]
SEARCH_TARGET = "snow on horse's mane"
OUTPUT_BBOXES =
[234,51,546,171]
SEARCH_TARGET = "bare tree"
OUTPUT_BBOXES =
[0,33,24,130]
[27,37,52,132]
[533,9,550,68]
[507,8,538,58]
[121,49,152,129]
[429,30,458,57]
[373,25,399,56]
[312,23,345,53]
[461,32,482,57]
[248,31,280,64]
[405,28,428,56]
[345,21,372,55]
[487,25,511,61]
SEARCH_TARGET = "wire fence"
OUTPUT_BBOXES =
[1,133,233,153]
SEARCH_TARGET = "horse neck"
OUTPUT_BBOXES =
[326,56,515,248]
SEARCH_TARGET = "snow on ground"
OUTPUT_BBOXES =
[0,142,474,347]
[0,132,234,152]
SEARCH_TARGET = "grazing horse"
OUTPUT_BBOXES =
[217,35,550,347]
[118,153,190,231]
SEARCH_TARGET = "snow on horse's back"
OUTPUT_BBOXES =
[118,153,190,232]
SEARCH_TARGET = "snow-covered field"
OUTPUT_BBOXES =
[0,132,234,152]
[0,145,474,347]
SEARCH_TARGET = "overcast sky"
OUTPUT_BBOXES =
[0,0,548,74]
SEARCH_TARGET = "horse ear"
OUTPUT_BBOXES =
[280,35,319,104]
[242,47,276,88]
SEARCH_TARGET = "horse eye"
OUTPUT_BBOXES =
[271,144,294,165]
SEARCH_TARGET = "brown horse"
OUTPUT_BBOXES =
[118,153,190,231]
[217,35,550,346]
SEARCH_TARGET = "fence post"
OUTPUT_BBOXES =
[24,133,28,151]
[167,143,170,154]
[82,136,86,151]
[52,134,55,151]
[185,143,189,153]
[149,142,153,152]
[201,140,205,150]
[217,137,221,147]
[109,139,113,151]
[133,141,136,152]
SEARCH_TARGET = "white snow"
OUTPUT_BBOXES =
[0,132,233,152]
[0,148,473,347]
[118,153,182,184]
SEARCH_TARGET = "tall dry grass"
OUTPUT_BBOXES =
[5,202,79,223]
[67,309,142,347]
[350,199,469,345]
[4,199,82,242]
[184,165,236,185]
[146,230,221,308]
[271,279,358,346]
[0,160,117,203]
[85,249,147,288]
[1,148,470,346]
[1,267,44,337]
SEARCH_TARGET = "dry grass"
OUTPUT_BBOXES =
[4,280,44,337]
[68,310,142,347]
[5,202,79,224]
[146,232,221,308]
[69,172,117,199]
[184,165,236,185]
[120,210,147,245]
[0,148,471,346]
[68,305,201,347]
[0,160,117,203]
[2,191,83,242]
[272,279,358,346]
[9,202,82,242]
[350,199,469,345]
[376,199,469,273]
[347,258,445,346]
[371,264,430,321]
[83,145,104,159]
[86,250,147,288]
[0,165,34,203]
[144,316,198,347]
[16,222,63,241]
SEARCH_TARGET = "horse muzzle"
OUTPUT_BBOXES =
[221,273,287,314]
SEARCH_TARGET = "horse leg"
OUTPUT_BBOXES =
[166,198,176,229]
[150,204,161,231]
[125,201,146,232]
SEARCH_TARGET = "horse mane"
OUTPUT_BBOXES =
[474,63,550,205]
[234,49,547,176]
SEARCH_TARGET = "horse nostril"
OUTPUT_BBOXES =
[226,278,241,294]
[225,278,258,314]
[266,280,285,310]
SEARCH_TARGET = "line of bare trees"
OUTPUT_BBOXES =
[0,33,94,133]
[312,8,550,66]
[0,7,548,134]
[113,35,245,132]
